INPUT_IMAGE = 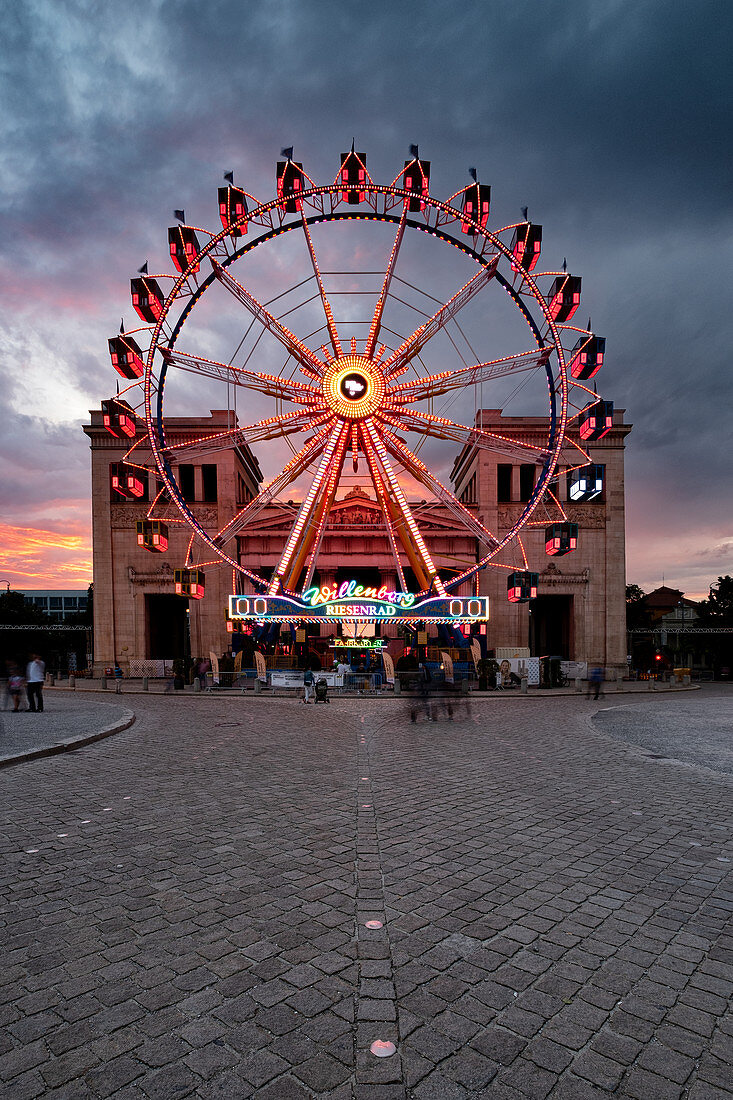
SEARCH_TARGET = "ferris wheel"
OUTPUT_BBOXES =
[105,146,611,604]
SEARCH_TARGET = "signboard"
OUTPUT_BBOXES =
[383,652,395,685]
[234,650,242,674]
[470,639,481,674]
[254,651,267,683]
[229,583,489,625]
[270,670,344,689]
[330,638,385,650]
[209,650,220,685]
[441,651,454,684]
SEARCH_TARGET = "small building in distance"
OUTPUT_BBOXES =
[21,590,89,621]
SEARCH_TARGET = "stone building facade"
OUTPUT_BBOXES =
[84,407,630,673]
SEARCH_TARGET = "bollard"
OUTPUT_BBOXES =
[520,676,528,695]
[649,677,656,691]
[115,679,122,694]
[142,676,149,691]
[254,678,261,694]
[394,678,401,695]
[101,676,107,690]
[575,676,582,694]
[193,678,200,692]
[69,674,75,690]
[683,674,690,686]
[461,678,469,695]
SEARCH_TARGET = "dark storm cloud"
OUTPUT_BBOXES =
[1,0,731,594]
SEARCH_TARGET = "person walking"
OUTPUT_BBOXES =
[8,663,25,713]
[26,653,45,712]
[587,665,604,700]
[303,665,314,704]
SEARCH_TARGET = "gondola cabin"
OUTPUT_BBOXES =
[547,274,581,322]
[569,334,605,380]
[545,522,578,556]
[110,463,146,499]
[340,150,367,204]
[218,185,248,236]
[403,159,430,212]
[168,225,201,273]
[101,398,136,439]
[460,183,491,233]
[507,571,538,603]
[136,520,169,553]
[174,568,205,599]
[108,335,144,380]
[579,400,614,441]
[276,161,305,213]
[569,464,604,501]
[511,222,542,272]
[130,277,165,323]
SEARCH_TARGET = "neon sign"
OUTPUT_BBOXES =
[330,638,385,649]
[303,580,415,609]
[228,593,489,624]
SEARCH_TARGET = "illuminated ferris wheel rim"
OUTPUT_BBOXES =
[140,176,576,597]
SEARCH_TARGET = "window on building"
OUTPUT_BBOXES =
[64,597,77,608]
[497,464,512,502]
[202,464,218,502]
[459,474,477,506]
[50,597,62,609]
[237,474,252,505]
[519,464,535,502]
[179,464,195,502]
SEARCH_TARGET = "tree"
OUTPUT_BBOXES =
[626,584,650,630]
[0,590,51,625]
[696,576,733,625]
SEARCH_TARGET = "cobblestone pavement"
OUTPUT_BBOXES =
[0,696,134,767]
[0,689,731,1099]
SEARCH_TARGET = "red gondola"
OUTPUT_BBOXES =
[579,400,614,441]
[110,462,146,499]
[460,182,491,234]
[108,335,144,380]
[569,334,605,380]
[545,522,578,556]
[136,520,169,553]
[547,274,581,322]
[101,398,136,438]
[340,149,367,204]
[174,568,205,599]
[276,160,305,213]
[507,571,538,603]
[511,222,542,272]
[168,225,201,273]
[218,185,248,236]
[403,158,430,212]
[130,276,165,323]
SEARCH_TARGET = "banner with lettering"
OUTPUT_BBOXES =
[254,650,267,683]
[383,651,395,685]
[441,651,454,683]
[209,650,220,685]
[234,650,242,675]
[470,639,481,674]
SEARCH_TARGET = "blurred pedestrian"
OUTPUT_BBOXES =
[26,653,45,712]
[588,665,604,700]
[8,663,26,713]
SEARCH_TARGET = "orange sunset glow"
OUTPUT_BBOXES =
[0,523,92,589]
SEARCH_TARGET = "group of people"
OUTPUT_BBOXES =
[3,654,46,712]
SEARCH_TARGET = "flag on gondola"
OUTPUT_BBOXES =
[138,261,148,274]
[119,317,125,333]
[174,209,185,222]
[521,206,528,221]
[409,143,419,159]
[280,146,293,160]
[223,171,234,184]
[468,166,477,181]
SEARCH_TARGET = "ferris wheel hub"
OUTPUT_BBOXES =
[322,354,386,420]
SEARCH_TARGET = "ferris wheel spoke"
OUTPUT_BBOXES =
[213,421,335,548]
[382,254,499,378]
[210,258,325,376]
[301,427,351,590]
[385,408,552,465]
[363,420,447,596]
[164,409,331,462]
[358,427,408,592]
[269,424,349,594]
[380,426,500,550]
[160,347,323,405]
[388,347,551,404]
[364,204,408,359]
[300,214,343,358]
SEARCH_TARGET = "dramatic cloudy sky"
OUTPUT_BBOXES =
[1,0,731,597]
